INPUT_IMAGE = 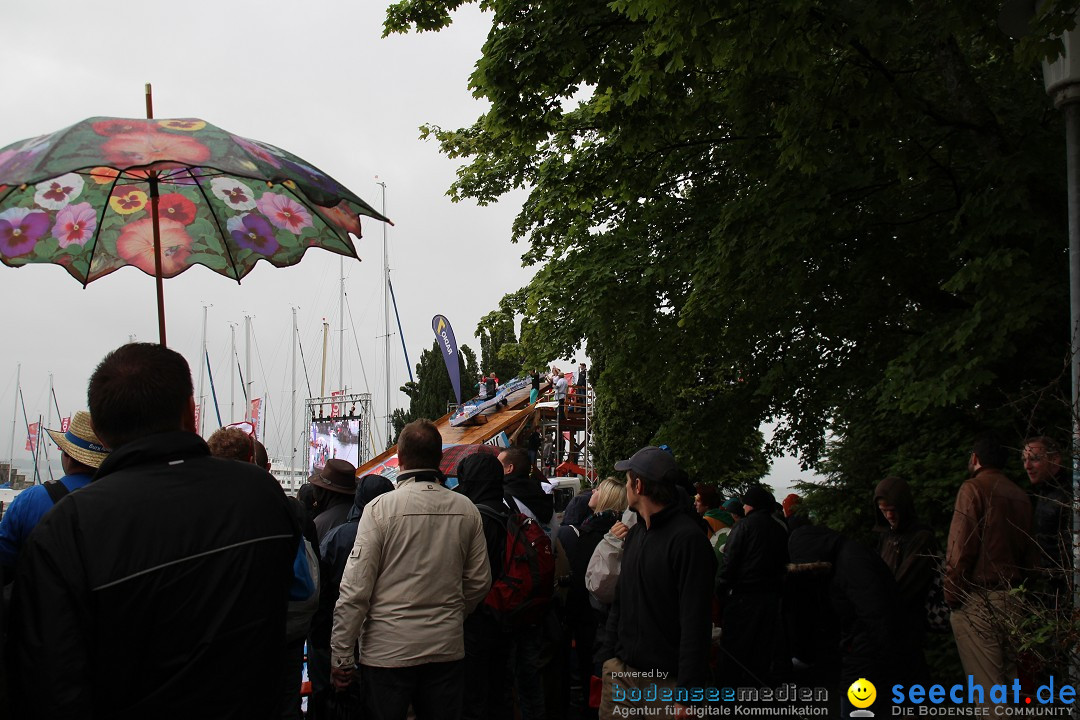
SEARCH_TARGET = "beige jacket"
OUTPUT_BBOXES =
[330,473,490,668]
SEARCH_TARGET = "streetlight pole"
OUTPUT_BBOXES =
[1043,26,1080,690]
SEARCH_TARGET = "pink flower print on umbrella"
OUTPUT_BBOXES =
[256,192,312,233]
[157,193,197,225]
[0,207,51,258]
[227,213,280,255]
[52,202,98,248]
[92,119,159,136]
[210,178,257,211]
[318,201,362,236]
[115,217,193,277]
[34,173,85,210]
[102,132,211,169]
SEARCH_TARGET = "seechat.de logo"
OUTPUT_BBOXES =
[848,678,877,717]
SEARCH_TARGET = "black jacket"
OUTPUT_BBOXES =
[605,503,716,688]
[720,506,788,594]
[10,431,299,720]
[503,470,553,524]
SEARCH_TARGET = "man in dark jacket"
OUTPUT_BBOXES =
[1022,437,1072,600]
[456,454,513,720]
[497,447,551,720]
[789,523,912,715]
[9,343,299,719]
[717,485,788,687]
[600,447,716,716]
[499,448,554,525]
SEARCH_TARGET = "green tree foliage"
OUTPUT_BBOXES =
[385,0,1072,529]
[476,308,526,382]
[394,341,480,442]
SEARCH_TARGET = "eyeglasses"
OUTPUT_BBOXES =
[226,421,255,438]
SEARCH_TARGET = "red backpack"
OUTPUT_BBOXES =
[477,504,555,627]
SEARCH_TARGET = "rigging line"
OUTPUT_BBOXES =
[17,388,39,485]
[51,388,62,423]
[237,360,249,405]
[297,326,314,401]
[344,292,374,397]
[387,277,413,383]
[206,350,223,428]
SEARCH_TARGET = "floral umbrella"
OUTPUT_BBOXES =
[0,116,390,344]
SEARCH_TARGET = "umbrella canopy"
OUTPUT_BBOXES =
[0,116,390,342]
[367,443,503,483]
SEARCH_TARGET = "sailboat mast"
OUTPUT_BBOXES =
[245,315,252,421]
[380,180,390,445]
[339,258,345,398]
[229,323,236,424]
[291,307,297,478]
[320,320,329,398]
[197,304,209,435]
[7,363,19,485]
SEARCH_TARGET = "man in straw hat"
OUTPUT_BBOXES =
[0,410,107,572]
[8,343,300,718]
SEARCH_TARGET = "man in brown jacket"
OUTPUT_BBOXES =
[945,434,1033,693]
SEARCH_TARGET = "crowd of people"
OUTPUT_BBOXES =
[0,342,1071,719]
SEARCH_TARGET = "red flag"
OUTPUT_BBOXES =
[330,390,343,417]
[249,398,262,439]
[25,422,38,451]
[60,416,71,433]
[193,404,201,436]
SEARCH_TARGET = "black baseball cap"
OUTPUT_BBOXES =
[614,446,679,484]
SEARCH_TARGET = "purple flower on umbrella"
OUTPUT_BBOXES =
[0,207,50,257]
[233,135,282,169]
[227,213,279,255]
[34,173,85,210]
[256,192,312,233]
[52,202,98,248]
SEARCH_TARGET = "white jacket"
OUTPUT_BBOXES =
[330,473,490,668]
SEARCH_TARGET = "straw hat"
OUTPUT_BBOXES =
[46,411,109,469]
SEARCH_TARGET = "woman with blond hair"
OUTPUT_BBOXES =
[556,478,628,717]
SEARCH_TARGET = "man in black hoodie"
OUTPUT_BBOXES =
[457,454,513,720]
[497,447,551,720]
[717,485,788,688]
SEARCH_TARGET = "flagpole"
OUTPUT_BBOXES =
[291,307,297,479]
[197,304,209,436]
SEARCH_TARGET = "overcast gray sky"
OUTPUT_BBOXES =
[0,0,812,495]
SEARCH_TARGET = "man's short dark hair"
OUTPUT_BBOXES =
[629,470,678,506]
[397,419,442,470]
[88,343,193,449]
[500,448,531,476]
[972,433,1008,470]
[254,440,270,470]
[1024,436,1062,456]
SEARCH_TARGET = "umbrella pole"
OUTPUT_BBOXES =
[149,175,167,346]
[144,83,167,346]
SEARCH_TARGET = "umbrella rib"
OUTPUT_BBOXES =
[80,172,126,288]
[278,183,357,261]
[187,170,243,284]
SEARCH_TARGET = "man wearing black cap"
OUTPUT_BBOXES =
[599,446,716,716]
[717,485,789,687]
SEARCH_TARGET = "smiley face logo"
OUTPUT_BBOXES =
[847,678,876,709]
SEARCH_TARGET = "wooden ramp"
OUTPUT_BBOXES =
[357,382,540,476]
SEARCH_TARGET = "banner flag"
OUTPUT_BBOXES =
[60,417,71,433]
[193,405,201,436]
[432,315,463,405]
[250,398,262,439]
[330,390,343,418]
[25,422,38,452]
